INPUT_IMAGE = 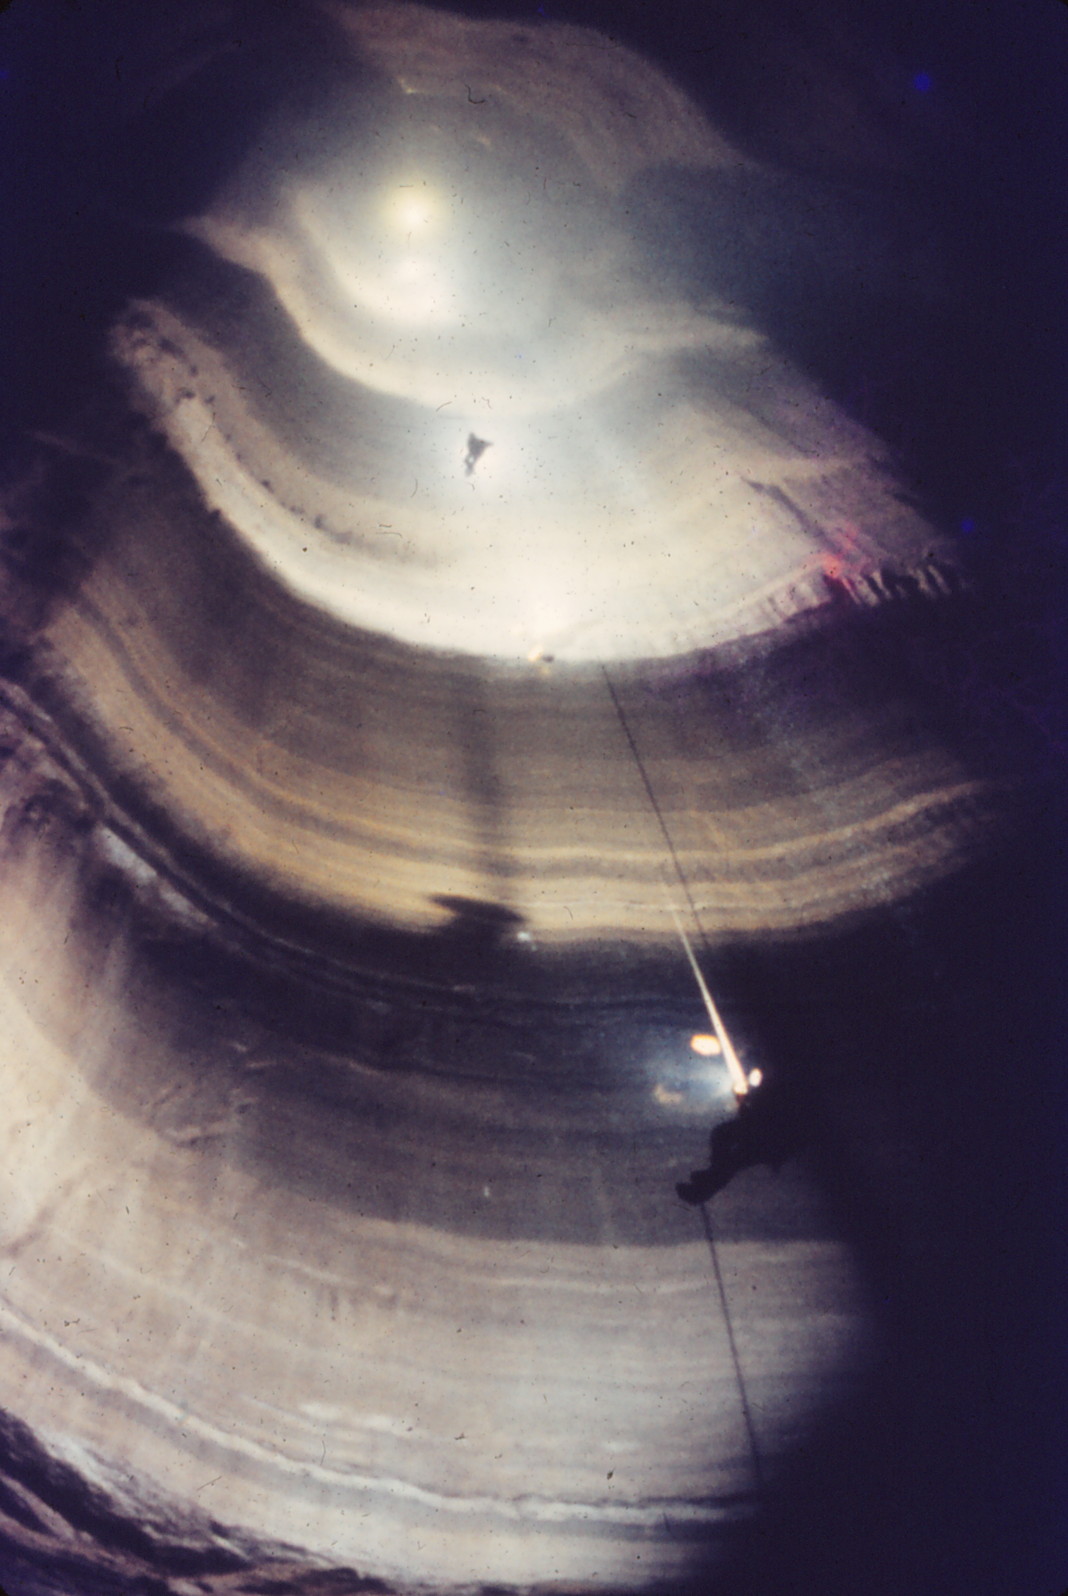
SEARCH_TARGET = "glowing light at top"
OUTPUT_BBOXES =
[113,0,963,663]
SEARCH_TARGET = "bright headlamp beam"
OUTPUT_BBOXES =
[662,890,750,1097]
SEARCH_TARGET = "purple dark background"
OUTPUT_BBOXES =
[0,3,1065,1594]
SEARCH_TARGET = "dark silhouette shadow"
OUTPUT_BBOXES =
[463,433,492,476]
[676,1078,810,1204]
[424,895,527,984]
[430,894,524,953]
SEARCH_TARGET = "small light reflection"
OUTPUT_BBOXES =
[651,1031,739,1112]
[689,1032,722,1056]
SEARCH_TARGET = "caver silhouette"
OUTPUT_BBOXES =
[676,1078,808,1204]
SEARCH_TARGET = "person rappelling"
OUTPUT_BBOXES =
[676,1071,808,1205]
[600,677,810,1210]
[656,881,807,1205]
[463,433,491,476]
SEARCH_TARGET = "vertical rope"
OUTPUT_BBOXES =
[702,1203,765,1492]
[602,666,748,1092]
[601,666,700,927]
[603,663,764,1493]
[660,891,750,1096]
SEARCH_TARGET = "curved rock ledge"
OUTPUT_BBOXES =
[0,701,867,1589]
[0,2,1045,1593]
[3,402,996,957]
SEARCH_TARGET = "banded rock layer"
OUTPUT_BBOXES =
[0,4,1009,1593]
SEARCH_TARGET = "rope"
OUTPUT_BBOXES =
[601,666,697,924]
[602,664,764,1493]
[701,1202,765,1492]
[601,666,748,1093]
